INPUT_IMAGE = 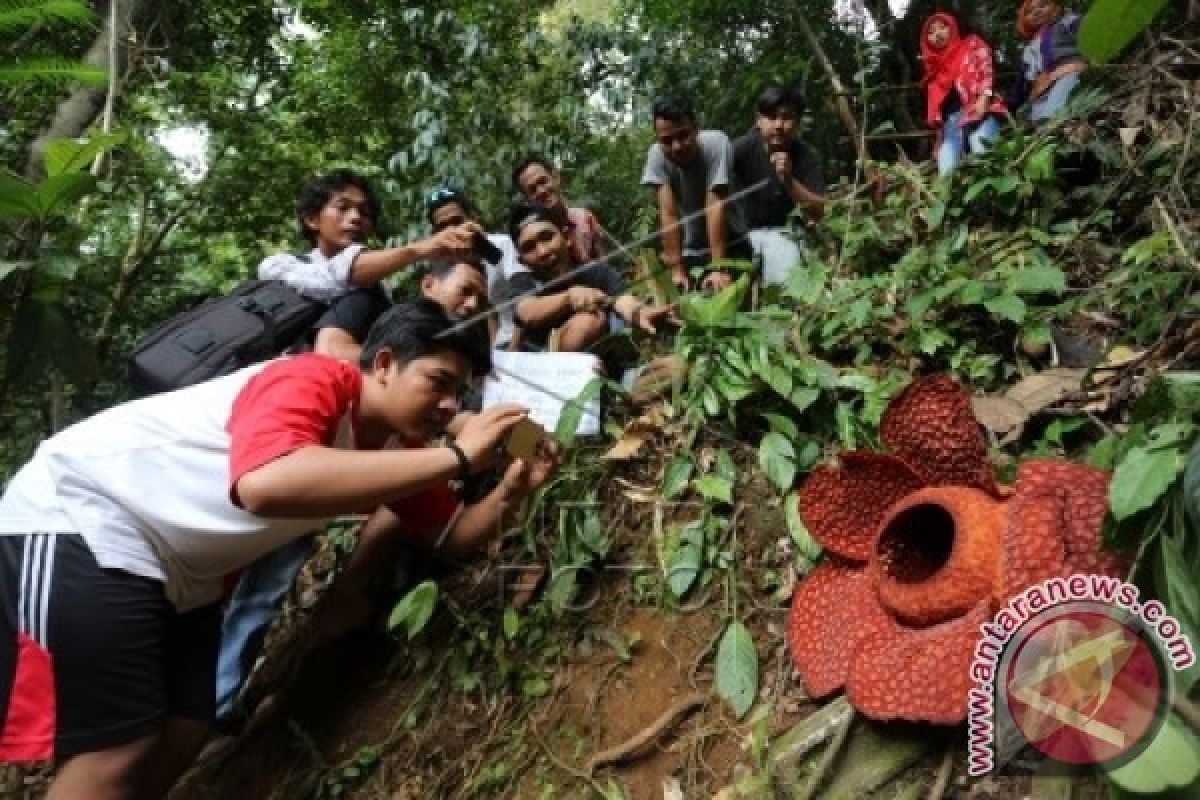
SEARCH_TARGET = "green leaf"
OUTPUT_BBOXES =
[554,376,603,447]
[387,580,438,640]
[667,521,705,597]
[762,412,798,439]
[31,172,95,218]
[835,402,857,449]
[1024,146,1056,182]
[0,0,98,34]
[702,385,721,416]
[521,674,551,698]
[993,174,1019,194]
[43,132,126,177]
[1109,445,1186,521]
[1156,510,1200,691]
[784,489,822,569]
[715,621,758,719]
[694,474,733,505]
[503,608,520,640]
[836,372,875,392]
[662,456,694,500]
[789,387,820,414]
[767,365,793,398]
[577,508,610,557]
[715,448,737,483]
[0,168,39,220]
[1010,265,1067,295]
[984,294,1026,324]
[1104,713,1200,792]
[758,432,797,493]
[794,438,821,472]
[679,274,750,328]
[1079,0,1170,65]
[963,177,992,204]
[925,202,946,229]
[0,260,33,282]
[0,58,105,86]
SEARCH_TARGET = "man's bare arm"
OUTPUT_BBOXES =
[783,178,826,219]
[347,224,477,286]
[514,291,574,329]
[236,406,530,517]
[236,446,460,518]
[312,327,362,362]
[656,184,683,269]
[706,188,728,262]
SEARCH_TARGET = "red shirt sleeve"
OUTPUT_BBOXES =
[227,354,362,502]
[385,484,460,548]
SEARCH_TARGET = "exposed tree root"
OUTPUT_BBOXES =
[587,693,707,774]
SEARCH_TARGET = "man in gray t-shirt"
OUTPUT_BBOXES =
[641,96,750,294]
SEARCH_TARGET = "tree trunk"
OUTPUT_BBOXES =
[25,0,146,178]
[791,10,866,162]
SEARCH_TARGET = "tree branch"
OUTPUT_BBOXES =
[791,10,867,162]
[26,0,146,178]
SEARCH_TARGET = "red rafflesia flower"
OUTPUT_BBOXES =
[786,375,1126,723]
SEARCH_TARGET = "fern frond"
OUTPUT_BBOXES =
[0,0,96,35]
[0,58,105,86]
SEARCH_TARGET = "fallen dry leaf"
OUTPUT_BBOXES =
[1005,368,1085,413]
[603,408,667,461]
[972,395,1029,435]
[1098,344,1144,369]
[972,368,1086,436]
[603,430,649,461]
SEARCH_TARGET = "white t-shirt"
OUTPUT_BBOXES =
[485,233,527,348]
[0,355,457,611]
[257,245,366,303]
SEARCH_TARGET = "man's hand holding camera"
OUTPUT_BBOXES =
[452,405,559,498]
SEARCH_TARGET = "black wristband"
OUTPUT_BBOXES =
[446,441,471,481]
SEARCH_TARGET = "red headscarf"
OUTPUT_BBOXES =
[921,12,967,127]
[920,12,1003,129]
[920,12,964,85]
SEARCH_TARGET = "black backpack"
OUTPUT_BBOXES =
[128,279,327,396]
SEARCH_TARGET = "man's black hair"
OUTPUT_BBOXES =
[511,154,554,194]
[295,169,381,246]
[360,298,491,377]
[756,83,806,116]
[507,202,558,243]
[421,256,487,283]
[425,186,478,225]
[652,96,697,125]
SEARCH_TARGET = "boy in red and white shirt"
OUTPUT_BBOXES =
[0,300,555,798]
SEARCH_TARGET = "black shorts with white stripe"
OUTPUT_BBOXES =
[0,533,220,763]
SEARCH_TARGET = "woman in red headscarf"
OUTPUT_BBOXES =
[1011,0,1086,122]
[920,12,1006,176]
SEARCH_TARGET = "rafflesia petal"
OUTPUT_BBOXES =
[873,487,1006,626]
[880,375,997,495]
[797,452,925,562]
[788,556,893,697]
[1003,460,1126,597]
[846,602,990,724]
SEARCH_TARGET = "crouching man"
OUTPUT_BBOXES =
[503,203,676,356]
[0,300,556,799]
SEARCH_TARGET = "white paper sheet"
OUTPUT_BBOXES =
[482,351,601,436]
